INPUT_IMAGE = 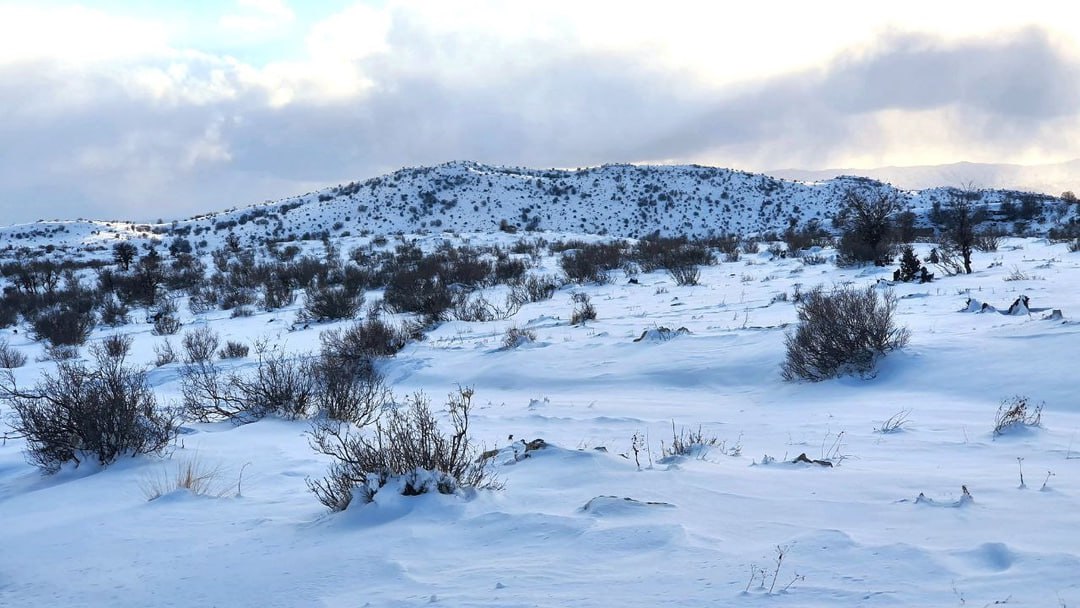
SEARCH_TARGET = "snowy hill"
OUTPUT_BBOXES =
[1,161,1075,256]
[772,159,1080,197]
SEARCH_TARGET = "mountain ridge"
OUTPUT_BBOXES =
[1,161,1075,253]
[770,158,1080,196]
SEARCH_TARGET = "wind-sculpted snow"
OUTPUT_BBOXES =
[2,234,1080,606]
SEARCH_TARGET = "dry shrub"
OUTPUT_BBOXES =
[308,386,496,511]
[1,341,178,472]
[782,285,909,381]
[0,339,27,369]
[993,395,1043,436]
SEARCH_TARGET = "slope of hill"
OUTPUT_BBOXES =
[0,162,1075,258]
[772,159,1080,197]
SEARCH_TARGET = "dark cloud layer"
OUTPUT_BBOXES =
[1,26,1077,224]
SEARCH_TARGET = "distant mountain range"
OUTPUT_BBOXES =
[1,161,1076,254]
[771,159,1080,196]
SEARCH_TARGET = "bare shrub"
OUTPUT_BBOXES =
[230,347,318,420]
[151,298,182,336]
[99,296,130,327]
[99,334,133,360]
[782,285,909,381]
[452,291,521,322]
[179,356,243,422]
[154,339,178,367]
[632,237,712,273]
[230,306,254,318]
[493,257,528,284]
[181,345,317,422]
[974,228,1004,252]
[560,242,624,284]
[783,220,831,255]
[0,339,27,369]
[45,344,80,361]
[320,317,408,361]
[308,387,496,512]
[667,264,700,286]
[31,305,95,347]
[929,245,965,276]
[993,396,1043,436]
[260,274,295,311]
[509,275,559,305]
[1,342,178,473]
[570,292,596,325]
[383,265,454,321]
[219,341,250,359]
[182,326,220,364]
[502,326,536,349]
[301,282,364,322]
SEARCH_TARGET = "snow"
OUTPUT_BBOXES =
[2,235,1080,606]
[1,162,1075,258]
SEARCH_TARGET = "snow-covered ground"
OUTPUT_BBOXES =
[2,235,1079,606]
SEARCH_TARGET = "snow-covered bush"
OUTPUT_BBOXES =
[502,325,536,349]
[308,387,495,511]
[993,395,1043,436]
[0,341,178,473]
[782,285,909,381]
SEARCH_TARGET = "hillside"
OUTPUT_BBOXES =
[772,159,1080,197]
[2,162,1075,257]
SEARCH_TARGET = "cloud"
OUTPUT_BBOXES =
[219,0,295,34]
[642,27,1080,168]
[1,3,1079,224]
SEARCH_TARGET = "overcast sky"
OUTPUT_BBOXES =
[2,1,1079,224]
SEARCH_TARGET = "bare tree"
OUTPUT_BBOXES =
[942,189,979,274]
[836,189,903,266]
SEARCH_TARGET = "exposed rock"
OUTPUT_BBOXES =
[1007,295,1031,315]
[793,453,834,467]
[524,438,548,452]
[633,326,691,342]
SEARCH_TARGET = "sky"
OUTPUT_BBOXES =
[2,1,1079,224]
